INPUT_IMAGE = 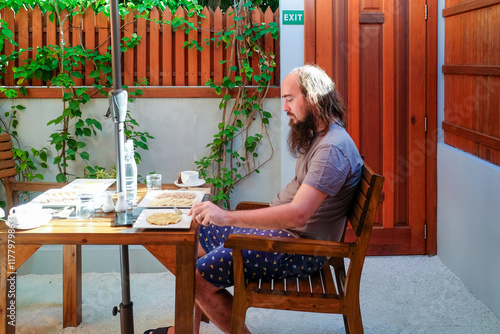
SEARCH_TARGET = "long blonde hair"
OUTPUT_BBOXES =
[291,65,347,128]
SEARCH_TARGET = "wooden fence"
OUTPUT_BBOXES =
[442,1,500,165]
[0,6,280,98]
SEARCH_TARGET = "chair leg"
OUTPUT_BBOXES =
[343,315,350,334]
[344,302,363,334]
[230,293,249,334]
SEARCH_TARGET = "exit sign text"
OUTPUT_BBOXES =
[282,10,304,25]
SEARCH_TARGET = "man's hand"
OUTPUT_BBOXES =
[188,201,227,226]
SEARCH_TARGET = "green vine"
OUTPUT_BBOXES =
[0,4,155,188]
[170,0,278,208]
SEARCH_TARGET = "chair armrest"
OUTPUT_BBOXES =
[235,201,270,211]
[224,234,351,258]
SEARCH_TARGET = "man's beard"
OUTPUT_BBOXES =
[287,111,317,158]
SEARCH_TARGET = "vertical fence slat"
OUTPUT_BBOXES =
[200,7,211,85]
[1,8,15,85]
[123,11,135,86]
[97,11,109,84]
[273,7,280,84]
[61,9,71,47]
[225,6,235,82]
[149,8,160,86]
[251,9,262,86]
[31,6,43,86]
[61,9,72,86]
[71,6,83,86]
[45,11,58,87]
[136,12,148,83]
[174,7,186,86]
[162,9,173,86]
[83,8,95,86]
[188,10,199,86]
[264,7,274,85]
[17,8,29,85]
[46,11,57,46]
[213,8,223,85]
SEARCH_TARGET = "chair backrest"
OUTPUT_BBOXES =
[0,133,17,180]
[0,134,20,209]
[348,164,384,238]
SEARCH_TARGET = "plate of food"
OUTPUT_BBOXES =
[137,190,205,208]
[31,189,80,207]
[134,209,191,229]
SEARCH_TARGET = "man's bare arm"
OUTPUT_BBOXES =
[189,183,328,230]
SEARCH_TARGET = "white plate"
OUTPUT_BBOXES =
[137,190,205,208]
[62,179,115,193]
[7,212,52,230]
[134,209,191,229]
[174,179,206,188]
[31,189,80,207]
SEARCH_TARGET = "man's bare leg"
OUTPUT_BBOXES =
[193,269,251,334]
[147,240,250,334]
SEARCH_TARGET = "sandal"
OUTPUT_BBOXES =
[143,327,171,334]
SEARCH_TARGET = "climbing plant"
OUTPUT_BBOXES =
[176,0,278,208]
[0,3,154,186]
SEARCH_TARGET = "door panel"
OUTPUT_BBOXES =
[304,0,432,255]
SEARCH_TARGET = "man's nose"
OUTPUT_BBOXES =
[283,101,290,112]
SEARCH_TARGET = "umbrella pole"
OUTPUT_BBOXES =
[119,245,134,332]
[109,0,134,332]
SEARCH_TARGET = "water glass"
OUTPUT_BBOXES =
[76,194,95,219]
[146,174,162,191]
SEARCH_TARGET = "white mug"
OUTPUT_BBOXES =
[181,170,199,185]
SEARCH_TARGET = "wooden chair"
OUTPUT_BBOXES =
[0,133,64,211]
[224,164,384,334]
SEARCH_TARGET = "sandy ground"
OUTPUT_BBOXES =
[13,256,500,334]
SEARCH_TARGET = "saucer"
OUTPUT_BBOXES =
[174,179,206,188]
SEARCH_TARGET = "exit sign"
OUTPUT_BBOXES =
[282,10,304,25]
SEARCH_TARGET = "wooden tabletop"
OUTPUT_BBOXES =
[0,183,212,245]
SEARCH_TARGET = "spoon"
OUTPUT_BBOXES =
[173,206,182,216]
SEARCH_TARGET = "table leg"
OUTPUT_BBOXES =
[1,243,41,333]
[63,245,82,327]
[1,244,15,334]
[174,244,196,333]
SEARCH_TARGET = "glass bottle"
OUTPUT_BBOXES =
[124,140,137,208]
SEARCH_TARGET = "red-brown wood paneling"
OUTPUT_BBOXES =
[442,0,500,165]
[304,0,436,255]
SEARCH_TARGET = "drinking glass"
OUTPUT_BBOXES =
[76,194,95,220]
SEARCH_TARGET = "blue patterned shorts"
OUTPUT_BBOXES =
[197,224,327,288]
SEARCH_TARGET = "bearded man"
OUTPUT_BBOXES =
[145,65,363,334]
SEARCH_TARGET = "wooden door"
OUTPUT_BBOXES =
[304,0,437,255]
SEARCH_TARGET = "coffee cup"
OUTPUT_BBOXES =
[181,170,199,185]
[9,203,42,217]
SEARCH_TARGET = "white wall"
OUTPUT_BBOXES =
[279,0,304,187]
[437,146,500,318]
[436,0,500,319]
[0,96,281,274]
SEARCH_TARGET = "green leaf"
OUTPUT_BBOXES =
[56,173,67,182]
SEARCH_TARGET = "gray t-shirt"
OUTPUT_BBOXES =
[270,122,363,242]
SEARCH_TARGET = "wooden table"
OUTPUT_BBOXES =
[0,184,209,333]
